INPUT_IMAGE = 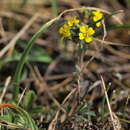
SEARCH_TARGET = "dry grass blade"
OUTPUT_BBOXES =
[101,76,122,130]
[105,46,130,59]
[0,76,11,104]
[17,87,27,106]
[94,38,130,46]
[0,18,5,37]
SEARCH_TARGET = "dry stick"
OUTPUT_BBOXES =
[100,76,117,130]
[0,76,11,104]
[0,13,39,58]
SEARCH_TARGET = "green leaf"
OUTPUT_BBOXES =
[30,107,43,114]
[0,47,52,70]
[118,117,130,124]
[23,90,36,110]
[78,103,93,113]
[28,46,52,63]
[0,115,13,122]
[0,51,21,69]
[75,115,87,121]
[83,111,96,116]
[16,106,38,130]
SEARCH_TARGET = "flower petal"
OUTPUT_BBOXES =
[59,24,71,38]
[68,20,73,27]
[79,33,84,40]
[96,22,101,27]
[80,26,87,33]
[85,37,93,43]
[87,27,95,35]
[73,17,79,24]
[92,10,103,22]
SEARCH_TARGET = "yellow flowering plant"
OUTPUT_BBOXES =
[59,10,104,45]
[58,10,104,70]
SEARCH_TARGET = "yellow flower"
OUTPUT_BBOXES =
[59,24,71,39]
[96,22,101,27]
[79,25,95,43]
[67,16,79,27]
[92,10,103,27]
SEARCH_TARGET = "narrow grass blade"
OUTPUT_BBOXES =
[13,17,58,101]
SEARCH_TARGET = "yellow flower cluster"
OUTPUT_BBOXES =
[92,10,103,27]
[59,24,71,39]
[59,16,79,39]
[67,16,80,27]
[59,10,104,44]
[79,26,95,43]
